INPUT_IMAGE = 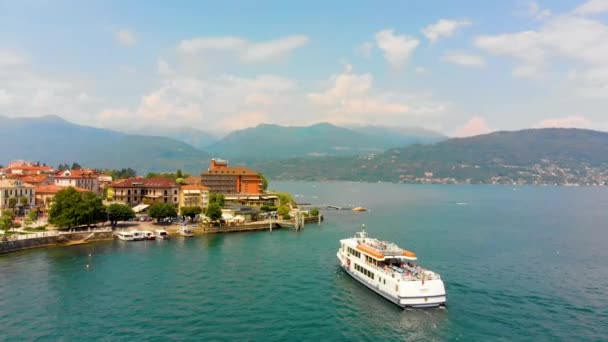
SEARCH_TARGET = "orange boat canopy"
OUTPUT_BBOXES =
[402,250,417,261]
[356,244,384,260]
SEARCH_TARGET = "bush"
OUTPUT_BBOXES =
[11,222,21,228]
[260,205,277,212]
[310,208,320,216]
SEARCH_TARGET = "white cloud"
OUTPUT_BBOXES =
[574,0,608,16]
[375,29,419,69]
[442,52,485,68]
[114,29,136,47]
[415,66,429,74]
[422,19,471,42]
[534,115,592,128]
[0,50,97,122]
[356,41,374,58]
[177,34,309,63]
[453,116,492,137]
[0,50,27,68]
[307,65,447,126]
[527,2,552,20]
[474,11,608,88]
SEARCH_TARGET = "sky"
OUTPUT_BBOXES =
[1,0,608,137]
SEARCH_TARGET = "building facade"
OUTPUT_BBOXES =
[108,177,179,207]
[0,179,36,216]
[35,184,89,215]
[178,184,210,211]
[200,159,264,195]
[54,169,100,194]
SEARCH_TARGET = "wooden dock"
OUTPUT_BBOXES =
[199,215,323,234]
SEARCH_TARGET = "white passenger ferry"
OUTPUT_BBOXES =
[337,225,446,308]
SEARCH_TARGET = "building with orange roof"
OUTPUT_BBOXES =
[178,184,210,211]
[182,176,202,185]
[200,159,264,194]
[35,184,89,214]
[19,174,53,186]
[54,169,100,194]
[5,160,54,176]
[107,177,179,207]
[0,179,36,217]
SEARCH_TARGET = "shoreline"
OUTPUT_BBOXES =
[0,217,323,255]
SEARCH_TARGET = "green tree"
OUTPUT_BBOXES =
[209,193,225,207]
[71,162,82,170]
[49,187,105,229]
[205,203,222,221]
[20,197,29,206]
[0,210,14,234]
[176,169,183,179]
[106,203,135,229]
[259,173,269,191]
[310,208,320,217]
[181,206,203,221]
[8,198,17,211]
[148,203,177,222]
[277,205,290,220]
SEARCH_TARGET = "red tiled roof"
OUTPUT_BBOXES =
[20,175,50,184]
[36,184,89,194]
[54,168,99,178]
[180,184,209,190]
[110,177,178,188]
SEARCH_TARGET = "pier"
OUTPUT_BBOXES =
[199,215,323,234]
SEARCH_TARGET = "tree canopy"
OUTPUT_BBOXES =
[205,203,222,221]
[49,187,106,228]
[0,210,14,233]
[106,203,135,229]
[259,173,269,191]
[148,203,177,222]
[209,193,225,207]
[181,206,202,221]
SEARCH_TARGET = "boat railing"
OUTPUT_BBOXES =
[364,260,440,282]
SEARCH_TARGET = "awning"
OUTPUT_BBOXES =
[132,204,150,213]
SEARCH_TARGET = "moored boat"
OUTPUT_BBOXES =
[337,225,446,308]
[155,229,170,239]
[179,227,194,237]
[353,207,367,212]
[115,231,135,241]
[142,230,156,240]
[132,231,145,241]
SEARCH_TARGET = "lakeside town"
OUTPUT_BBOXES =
[0,158,321,247]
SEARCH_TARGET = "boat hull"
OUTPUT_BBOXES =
[337,252,446,309]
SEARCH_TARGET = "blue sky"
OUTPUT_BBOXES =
[1,0,607,136]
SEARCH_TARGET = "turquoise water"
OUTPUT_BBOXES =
[1,182,607,341]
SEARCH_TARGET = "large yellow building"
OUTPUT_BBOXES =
[0,179,35,216]
[179,184,210,211]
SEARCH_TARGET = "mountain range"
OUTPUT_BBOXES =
[205,123,445,160]
[0,115,209,173]
[253,128,608,185]
[0,115,445,172]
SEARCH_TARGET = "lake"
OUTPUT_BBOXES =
[1,182,607,341]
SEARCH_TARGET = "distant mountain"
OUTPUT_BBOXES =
[348,125,446,146]
[118,125,219,150]
[0,115,209,173]
[255,128,608,185]
[207,122,443,161]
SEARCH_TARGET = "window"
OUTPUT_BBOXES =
[174,190,177,195]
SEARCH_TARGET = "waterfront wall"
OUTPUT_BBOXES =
[0,231,113,255]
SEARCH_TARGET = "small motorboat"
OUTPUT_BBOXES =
[352,207,367,212]
[179,227,194,237]
[115,231,134,241]
[155,229,170,240]
[142,230,156,240]
[132,231,145,241]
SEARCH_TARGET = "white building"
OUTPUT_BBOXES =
[0,179,36,216]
